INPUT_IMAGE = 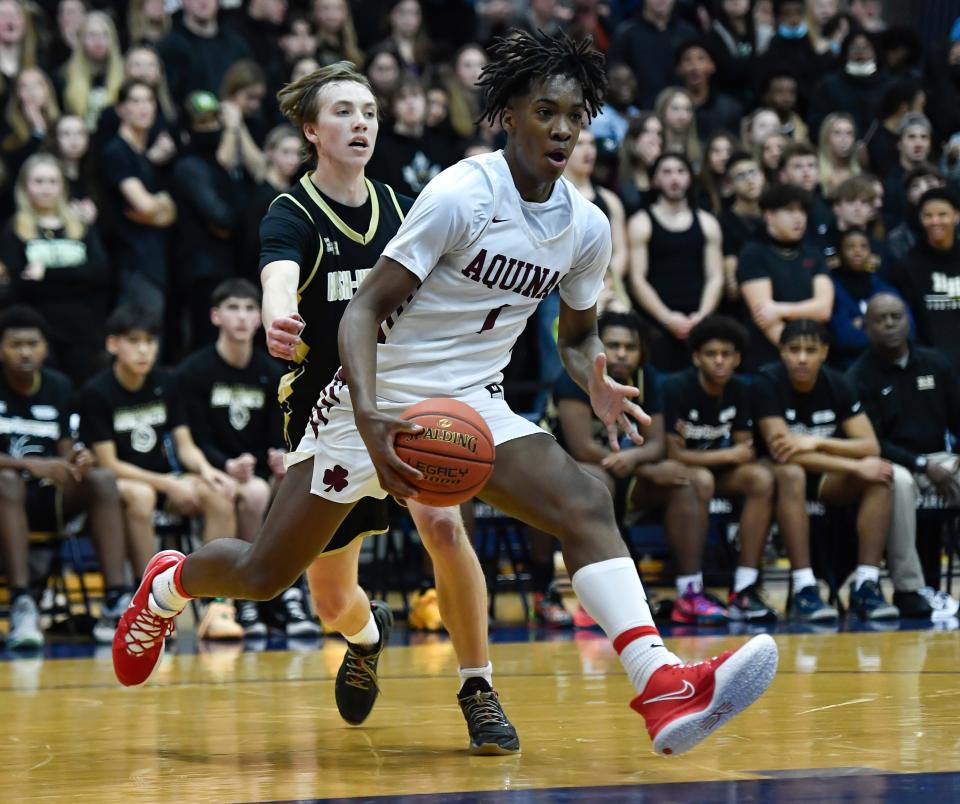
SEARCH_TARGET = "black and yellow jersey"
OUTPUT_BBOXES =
[258,172,412,449]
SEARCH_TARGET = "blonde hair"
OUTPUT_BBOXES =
[2,67,60,152]
[818,111,861,199]
[654,86,701,168]
[13,153,84,241]
[277,61,374,161]
[0,0,38,97]
[314,0,364,67]
[445,44,485,140]
[63,11,124,128]
[127,0,170,44]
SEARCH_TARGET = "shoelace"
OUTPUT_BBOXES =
[461,691,509,727]
[284,594,308,621]
[343,647,381,691]
[124,608,175,656]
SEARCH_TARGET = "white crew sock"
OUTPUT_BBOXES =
[854,564,880,591]
[734,566,760,594]
[458,661,493,690]
[344,610,380,648]
[676,572,703,597]
[150,564,191,616]
[792,567,817,592]
[572,557,680,693]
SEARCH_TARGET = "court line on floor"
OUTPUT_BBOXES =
[0,667,957,695]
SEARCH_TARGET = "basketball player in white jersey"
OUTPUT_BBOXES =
[114,30,778,758]
[259,63,517,753]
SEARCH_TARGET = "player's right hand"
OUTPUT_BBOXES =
[25,457,81,486]
[267,314,304,360]
[356,411,424,498]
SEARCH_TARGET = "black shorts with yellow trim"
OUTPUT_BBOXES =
[318,495,390,556]
[26,479,64,533]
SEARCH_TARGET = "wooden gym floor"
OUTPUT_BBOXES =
[2,618,960,803]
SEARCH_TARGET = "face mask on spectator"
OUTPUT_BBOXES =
[191,130,221,155]
[777,22,808,39]
[846,60,877,76]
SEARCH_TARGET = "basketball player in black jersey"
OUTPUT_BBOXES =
[257,62,518,753]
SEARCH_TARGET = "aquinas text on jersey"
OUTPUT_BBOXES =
[460,249,561,300]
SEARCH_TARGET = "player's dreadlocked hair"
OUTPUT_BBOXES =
[476,29,607,126]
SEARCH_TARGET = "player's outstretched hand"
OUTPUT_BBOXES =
[356,411,424,498]
[267,314,304,360]
[587,353,651,451]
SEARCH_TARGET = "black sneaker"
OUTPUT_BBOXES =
[850,580,900,620]
[236,599,267,637]
[279,587,322,637]
[727,585,777,622]
[892,590,933,619]
[334,600,393,725]
[457,677,521,755]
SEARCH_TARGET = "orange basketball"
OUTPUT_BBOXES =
[395,398,495,506]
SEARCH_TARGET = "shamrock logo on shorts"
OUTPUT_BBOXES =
[323,464,349,492]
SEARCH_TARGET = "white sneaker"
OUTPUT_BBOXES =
[8,595,44,650]
[918,586,960,620]
[93,592,132,645]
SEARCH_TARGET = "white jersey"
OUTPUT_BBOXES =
[375,150,612,402]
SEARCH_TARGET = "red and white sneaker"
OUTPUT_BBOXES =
[113,550,186,687]
[631,633,778,756]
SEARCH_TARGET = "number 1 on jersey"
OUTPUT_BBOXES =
[478,304,510,335]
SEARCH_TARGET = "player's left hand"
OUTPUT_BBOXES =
[201,467,237,501]
[587,353,651,452]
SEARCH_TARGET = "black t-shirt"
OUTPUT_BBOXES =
[79,367,185,474]
[0,221,110,342]
[553,364,662,452]
[893,238,960,371]
[737,236,829,367]
[719,208,761,259]
[258,173,412,448]
[662,366,752,451]
[366,129,460,198]
[753,362,862,448]
[176,345,284,479]
[0,368,73,459]
[100,135,168,283]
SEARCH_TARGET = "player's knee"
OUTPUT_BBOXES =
[0,468,26,503]
[119,481,157,516]
[310,584,354,624]
[84,468,120,502]
[237,478,271,515]
[418,509,468,557]
[690,468,715,501]
[773,464,806,497]
[745,465,775,499]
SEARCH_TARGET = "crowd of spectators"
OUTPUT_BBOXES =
[0,0,959,647]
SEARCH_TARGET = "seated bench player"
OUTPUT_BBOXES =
[79,304,245,639]
[553,310,728,626]
[176,279,320,637]
[662,315,778,622]
[754,319,899,621]
[0,307,135,647]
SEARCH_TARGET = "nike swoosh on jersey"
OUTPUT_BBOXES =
[492,216,510,223]
[642,679,696,704]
